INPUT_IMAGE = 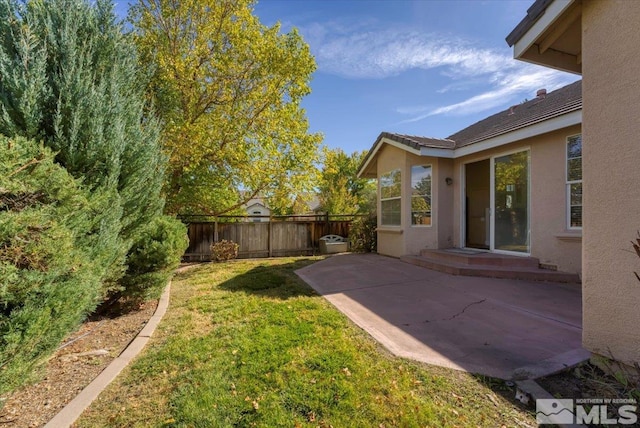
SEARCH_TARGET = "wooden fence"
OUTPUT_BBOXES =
[181,214,361,261]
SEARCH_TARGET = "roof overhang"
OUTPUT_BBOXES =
[452,109,581,158]
[357,110,581,179]
[357,135,422,179]
[507,0,582,75]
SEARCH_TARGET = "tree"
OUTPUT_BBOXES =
[0,0,174,294]
[318,148,376,215]
[0,0,186,394]
[0,137,103,394]
[130,0,322,215]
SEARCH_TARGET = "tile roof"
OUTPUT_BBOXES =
[447,79,581,147]
[359,80,581,177]
[356,133,454,176]
[505,0,553,47]
[376,132,455,150]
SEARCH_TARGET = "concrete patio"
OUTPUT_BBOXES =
[296,253,587,379]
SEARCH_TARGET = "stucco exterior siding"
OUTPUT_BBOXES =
[529,125,582,274]
[581,0,640,364]
[437,158,455,250]
[452,125,582,274]
[376,145,446,257]
[376,145,406,258]
[374,124,581,272]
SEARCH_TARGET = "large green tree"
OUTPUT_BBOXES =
[130,0,322,215]
[0,0,186,394]
[318,148,376,215]
[0,0,169,291]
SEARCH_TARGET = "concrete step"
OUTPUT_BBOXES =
[420,249,540,268]
[401,254,581,283]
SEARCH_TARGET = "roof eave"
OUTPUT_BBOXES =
[420,147,454,159]
[506,0,555,46]
[358,103,581,178]
[508,0,582,75]
[453,109,581,158]
[356,134,422,179]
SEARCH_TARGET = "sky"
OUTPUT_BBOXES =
[114,0,580,155]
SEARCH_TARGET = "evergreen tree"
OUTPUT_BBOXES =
[0,137,104,394]
[0,0,166,291]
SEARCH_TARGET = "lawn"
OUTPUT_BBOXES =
[77,257,536,427]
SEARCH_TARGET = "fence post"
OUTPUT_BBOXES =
[310,218,316,255]
[214,217,218,243]
[268,215,273,258]
[325,212,330,236]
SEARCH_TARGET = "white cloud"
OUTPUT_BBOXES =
[299,19,579,122]
[399,66,578,123]
[436,78,486,94]
[308,28,514,79]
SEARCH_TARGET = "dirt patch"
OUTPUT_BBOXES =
[0,299,157,427]
[538,362,640,426]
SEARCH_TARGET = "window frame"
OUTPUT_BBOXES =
[410,164,433,227]
[380,168,402,226]
[566,134,582,230]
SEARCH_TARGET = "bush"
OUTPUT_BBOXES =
[0,138,103,395]
[211,240,239,262]
[119,216,189,301]
[350,215,377,253]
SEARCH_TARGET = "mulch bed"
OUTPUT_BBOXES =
[0,300,158,428]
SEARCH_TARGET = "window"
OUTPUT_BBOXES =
[380,169,401,225]
[567,135,582,229]
[411,165,432,225]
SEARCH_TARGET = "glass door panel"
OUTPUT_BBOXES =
[493,151,530,253]
[465,159,490,249]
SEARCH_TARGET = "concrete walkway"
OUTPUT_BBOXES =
[296,253,587,379]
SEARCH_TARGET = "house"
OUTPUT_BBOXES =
[244,198,270,222]
[358,80,582,276]
[506,0,640,369]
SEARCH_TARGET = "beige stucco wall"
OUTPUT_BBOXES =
[452,125,582,274]
[376,145,405,257]
[375,145,452,257]
[437,158,455,250]
[530,126,582,274]
[581,0,640,364]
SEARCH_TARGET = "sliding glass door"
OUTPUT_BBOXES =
[492,150,530,254]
